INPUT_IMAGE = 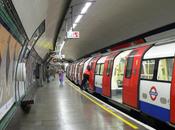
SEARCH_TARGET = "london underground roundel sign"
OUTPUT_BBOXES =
[149,86,158,101]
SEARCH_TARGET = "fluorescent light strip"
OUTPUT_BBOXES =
[81,2,92,14]
[68,28,72,32]
[59,41,65,55]
[74,15,83,23]
[73,23,77,29]
[66,2,92,37]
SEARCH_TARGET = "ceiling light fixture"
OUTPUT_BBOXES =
[58,40,65,55]
[81,2,92,14]
[74,15,83,24]
[66,2,93,37]
[73,23,77,29]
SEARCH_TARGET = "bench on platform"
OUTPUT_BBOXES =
[21,87,37,113]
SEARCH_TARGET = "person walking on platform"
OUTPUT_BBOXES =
[58,69,64,85]
[46,66,50,83]
[81,65,91,90]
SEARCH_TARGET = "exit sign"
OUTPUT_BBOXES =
[67,31,80,39]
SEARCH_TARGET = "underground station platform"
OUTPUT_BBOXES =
[6,79,155,130]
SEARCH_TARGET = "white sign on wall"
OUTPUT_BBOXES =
[67,31,80,39]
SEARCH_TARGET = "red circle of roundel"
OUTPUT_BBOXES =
[149,86,158,101]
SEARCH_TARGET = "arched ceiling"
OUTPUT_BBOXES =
[12,0,175,60]
[60,0,175,60]
[12,0,70,59]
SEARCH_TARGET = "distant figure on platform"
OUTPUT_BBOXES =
[58,69,64,85]
[46,66,50,83]
[81,65,91,90]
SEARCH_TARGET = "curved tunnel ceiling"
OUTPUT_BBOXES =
[12,0,48,39]
[12,0,70,59]
[62,0,175,60]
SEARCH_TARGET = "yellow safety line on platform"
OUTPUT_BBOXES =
[66,80,138,129]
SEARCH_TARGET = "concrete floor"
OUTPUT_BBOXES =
[6,78,151,130]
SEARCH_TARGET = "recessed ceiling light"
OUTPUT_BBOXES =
[74,15,83,24]
[73,23,77,29]
[81,2,92,14]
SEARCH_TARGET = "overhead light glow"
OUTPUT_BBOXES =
[81,2,92,14]
[68,27,72,33]
[74,15,83,23]
[61,41,65,46]
[64,2,92,40]
[73,23,77,29]
[59,41,65,52]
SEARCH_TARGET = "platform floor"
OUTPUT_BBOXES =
[6,78,153,130]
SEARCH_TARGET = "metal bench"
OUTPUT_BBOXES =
[21,87,37,113]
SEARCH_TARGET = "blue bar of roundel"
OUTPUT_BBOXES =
[140,101,170,122]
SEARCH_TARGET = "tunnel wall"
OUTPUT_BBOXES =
[25,48,43,91]
[0,24,22,120]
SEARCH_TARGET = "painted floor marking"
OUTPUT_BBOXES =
[85,90,155,130]
[66,80,138,129]
[66,79,155,130]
